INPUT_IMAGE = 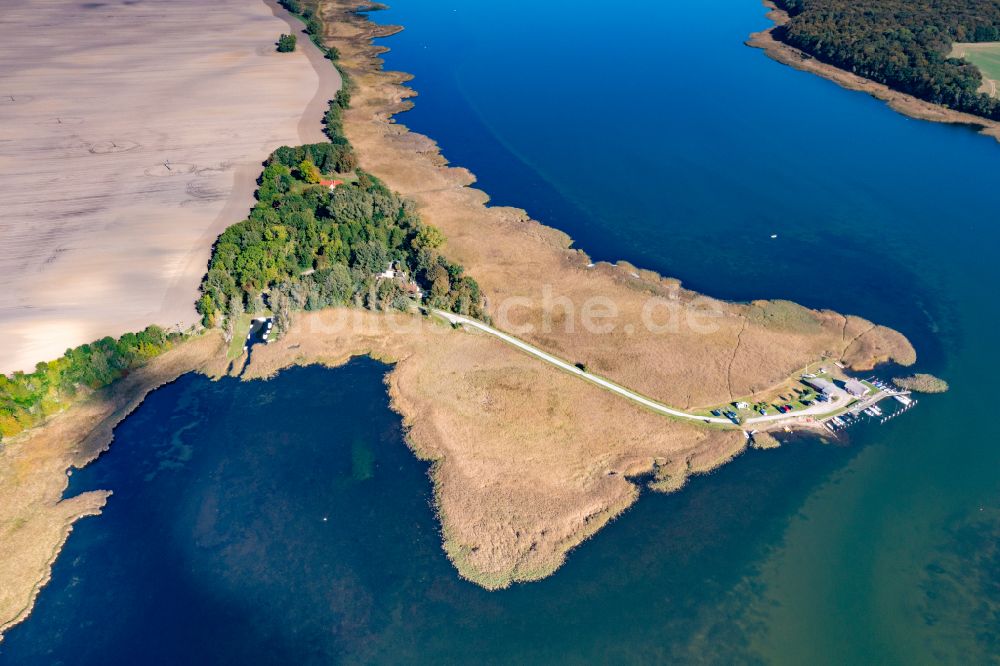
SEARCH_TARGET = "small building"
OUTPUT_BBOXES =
[377,261,399,280]
[844,378,870,397]
[804,377,837,395]
[319,179,344,191]
[376,262,425,300]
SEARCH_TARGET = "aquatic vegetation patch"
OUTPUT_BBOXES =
[893,373,949,393]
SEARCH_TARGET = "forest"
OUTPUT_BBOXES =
[774,0,1000,120]
[198,0,484,337]
[195,144,485,334]
[0,327,178,441]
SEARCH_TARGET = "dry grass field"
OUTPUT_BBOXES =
[314,0,916,411]
[0,0,340,373]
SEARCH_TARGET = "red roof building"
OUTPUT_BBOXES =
[319,179,344,190]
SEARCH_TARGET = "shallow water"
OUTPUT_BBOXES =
[3,0,999,662]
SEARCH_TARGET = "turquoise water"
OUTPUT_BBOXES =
[3,0,1000,661]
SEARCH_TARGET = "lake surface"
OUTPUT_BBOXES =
[3,0,999,662]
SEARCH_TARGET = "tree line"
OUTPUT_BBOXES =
[775,0,1000,120]
[0,326,178,441]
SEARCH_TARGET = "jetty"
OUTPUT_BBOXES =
[822,377,916,432]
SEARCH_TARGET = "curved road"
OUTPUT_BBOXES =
[433,310,861,428]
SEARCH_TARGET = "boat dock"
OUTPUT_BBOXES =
[242,316,273,353]
[822,376,916,433]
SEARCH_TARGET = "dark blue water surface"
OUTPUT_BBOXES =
[4,0,1000,662]
[0,362,875,664]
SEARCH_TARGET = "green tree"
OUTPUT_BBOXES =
[413,225,445,251]
[775,0,1000,121]
[277,34,297,53]
[352,240,389,276]
[298,158,321,184]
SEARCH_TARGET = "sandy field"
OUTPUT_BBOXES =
[0,0,340,373]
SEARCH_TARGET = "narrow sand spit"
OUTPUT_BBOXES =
[0,0,340,373]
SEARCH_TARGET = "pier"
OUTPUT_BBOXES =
[822,377,916,433]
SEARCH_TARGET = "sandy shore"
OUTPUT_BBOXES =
[0,0,341,374]
[747,1,1000,144]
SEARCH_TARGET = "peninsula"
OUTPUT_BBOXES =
[0,0,919,641]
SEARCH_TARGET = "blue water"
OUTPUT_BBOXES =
[0,362,878,664]
[4,0,1000,661]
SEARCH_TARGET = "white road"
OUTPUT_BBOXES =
[433,310,864,428]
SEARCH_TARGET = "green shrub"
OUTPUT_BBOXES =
[277,34,297,53]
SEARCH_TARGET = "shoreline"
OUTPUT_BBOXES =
[746,1,1000,144]
[239,310,751,589]
[0,334,228,641]
[319,0,914,409]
